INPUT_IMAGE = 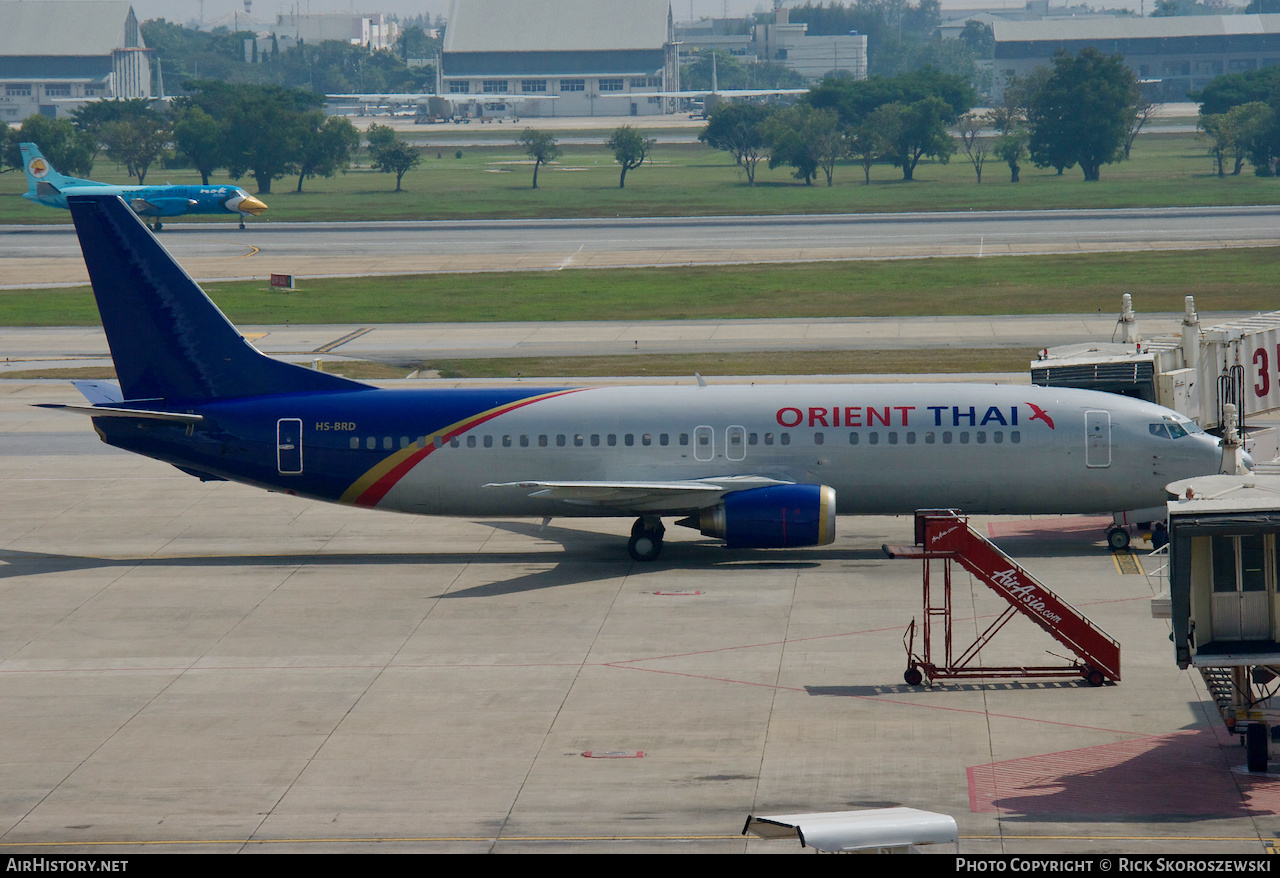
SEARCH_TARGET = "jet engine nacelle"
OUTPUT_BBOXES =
[682,484,837,549]
[131,197,198,217]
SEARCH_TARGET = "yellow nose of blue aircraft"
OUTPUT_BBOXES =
[236,195,269,215]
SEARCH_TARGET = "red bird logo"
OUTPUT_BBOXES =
[1026,403,1055,429]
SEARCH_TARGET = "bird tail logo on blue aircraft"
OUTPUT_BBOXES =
[20,142,103,202]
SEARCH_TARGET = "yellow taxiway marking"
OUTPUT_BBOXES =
[243,332,267,341]
[1113,550,1143,575]
[314,327,372,353]
[234,245,260,259]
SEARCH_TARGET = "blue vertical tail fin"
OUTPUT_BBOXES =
[67,194,367,404]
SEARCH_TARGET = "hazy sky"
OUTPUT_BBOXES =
[117,0,1149,29]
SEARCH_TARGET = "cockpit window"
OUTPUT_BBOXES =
[1151,415,1200,439]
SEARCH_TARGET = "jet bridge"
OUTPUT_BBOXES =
[1031,296,1280,461]
[884,510,1121,687]
[1162,471,1280,773]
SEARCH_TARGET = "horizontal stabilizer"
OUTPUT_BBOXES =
[71,380,123,404]
[36,403,203,424]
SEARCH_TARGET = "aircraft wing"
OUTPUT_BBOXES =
[484,475,792,512]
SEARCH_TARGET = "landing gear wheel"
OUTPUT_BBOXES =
[1248,723,1270,773]
[153,220,162,232]
[628,532,663,562]
[904,667,924,686]
[1106,527,1130,551]
[239,220,246,230]
[1086,668,1106,687]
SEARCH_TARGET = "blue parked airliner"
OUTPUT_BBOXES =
[20,142,268,230]
[43,195,1230,562]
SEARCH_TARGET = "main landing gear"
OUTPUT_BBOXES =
[628,516,665,562]
[152,220,163,232]
[239,219,247,230]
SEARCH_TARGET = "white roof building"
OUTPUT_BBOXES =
[994,14,1280,101]
[440,0,677,117]
[0,1,150,122]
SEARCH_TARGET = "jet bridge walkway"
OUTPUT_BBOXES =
[884,510,1121,687]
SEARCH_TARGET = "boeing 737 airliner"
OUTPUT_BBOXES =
[21,143,267,230]
[47,195,1228,561]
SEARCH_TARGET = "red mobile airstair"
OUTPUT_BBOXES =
[883,510,1121,688]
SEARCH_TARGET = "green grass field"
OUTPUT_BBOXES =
[1,246,1274,327]
[3,131,1279,225]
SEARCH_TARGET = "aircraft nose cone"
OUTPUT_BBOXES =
[238,195,268,215]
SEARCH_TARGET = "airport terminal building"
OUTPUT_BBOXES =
[0,1,150,122]
[995,14,1280,101]
[440,0,678,117]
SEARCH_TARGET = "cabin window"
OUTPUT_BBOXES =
[764,433,774,446]
[906,432,916,444]
[1011,431,1021,443]
[450,437,460,448]
[400,436,410,448]
[993,432,1003,444]
[608,434,617,447]
[813,432,824,445]
[519,435,529,447]
[350,438,360,449]
[888,432,898,445]
[660,433,670,446]
[642,434,652,446]
[574,434,583,447]
[679,433,689,446]
[591,434,600,447]
[959,432,970,444]
[849,432,859,445]
[868,432,879,445]
[538,435,548,447]
[418,436,428,448]
[976,431,986,444]
[467,435,476,448]
[748,433,758,445]
[780,433,790,446]
[503,435,512,447]
[384,437,393,450]
[556,435,566,447]
[625,434,634,446]
[925,432,935,444]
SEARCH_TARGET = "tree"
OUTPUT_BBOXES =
[11,115,95,177]
[699,102,770,186]
[171,104,223,184]
[179,81,325,194]
[955,112,992,183]
[89,102,170,185]
[370,137,422,191]
[292,113,358,193]
[995,128,1029,182]
[606,125,656,189]
[516,128,561,189]
[1027,48,1139,182]
[876,96,956,181]
[1125,97,1162,159]
[847,118,882,185]
[763,105,846,186]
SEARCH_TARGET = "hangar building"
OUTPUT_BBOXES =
[440,0,677,117]
[995,14,1280,102]
[0,1,150,122]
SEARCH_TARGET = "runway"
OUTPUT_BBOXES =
[1,380,1274,854]
[4,205,1279,287]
